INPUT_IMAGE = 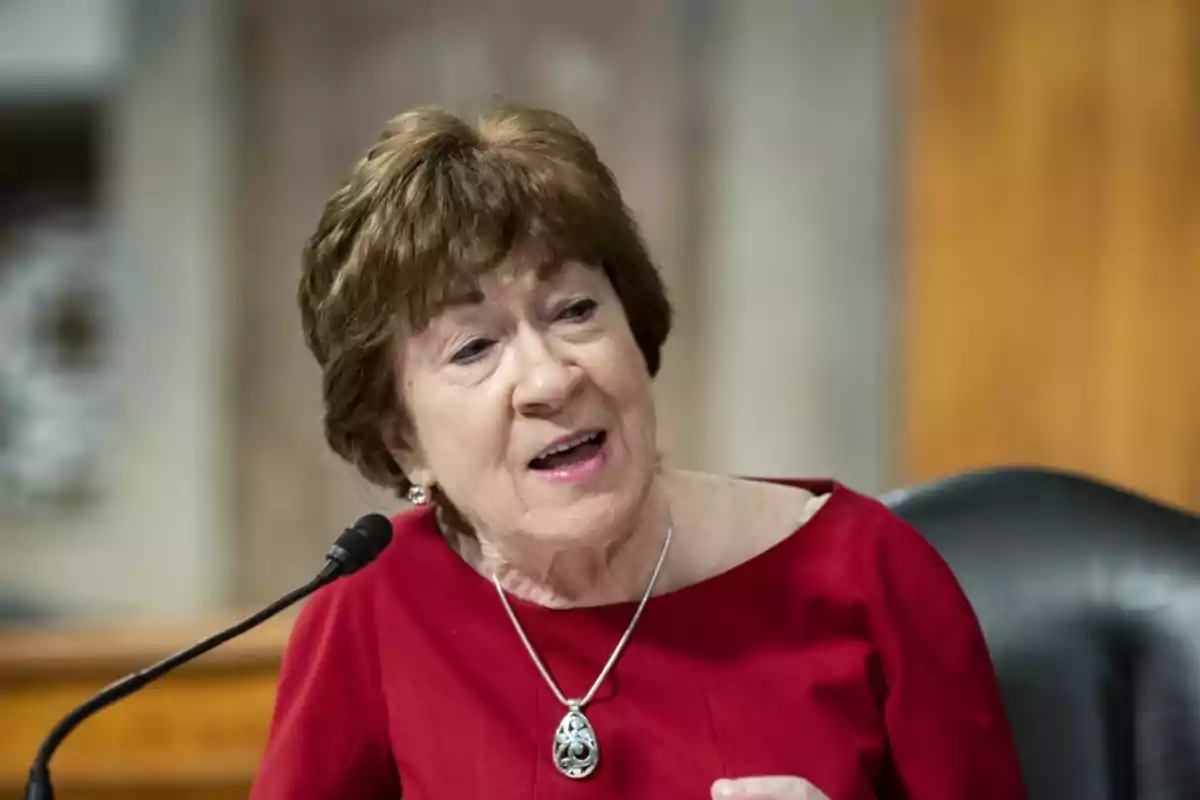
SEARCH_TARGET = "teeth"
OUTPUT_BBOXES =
[538,432,598,458]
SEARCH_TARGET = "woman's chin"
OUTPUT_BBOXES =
[516,493,641,545]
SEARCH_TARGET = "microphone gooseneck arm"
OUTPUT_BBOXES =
[23,512,393,800]
[24,574,328,800]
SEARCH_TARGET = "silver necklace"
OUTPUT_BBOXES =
[491,524,673,780]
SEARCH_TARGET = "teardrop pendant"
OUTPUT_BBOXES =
[553,704,599,779]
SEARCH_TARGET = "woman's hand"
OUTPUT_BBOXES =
[710,776,830,800]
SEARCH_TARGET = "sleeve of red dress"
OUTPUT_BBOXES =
[861,504,1026,799]
[249,578,399,799]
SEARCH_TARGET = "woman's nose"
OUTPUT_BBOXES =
[512,332,582,417]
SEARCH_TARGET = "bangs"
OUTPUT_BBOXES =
[377,148,619,333]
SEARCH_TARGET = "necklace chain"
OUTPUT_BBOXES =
[491,524,673,710]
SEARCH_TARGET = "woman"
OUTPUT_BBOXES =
[251,105,1024,800]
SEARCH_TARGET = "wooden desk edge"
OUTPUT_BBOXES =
[0,613,296,676]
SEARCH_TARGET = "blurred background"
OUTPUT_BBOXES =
[1,1,1199,796]
[0,0,1196,627]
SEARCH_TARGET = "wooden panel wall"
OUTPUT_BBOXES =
[903,0,1200,510]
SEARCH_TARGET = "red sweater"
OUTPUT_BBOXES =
[251,480,1025,799]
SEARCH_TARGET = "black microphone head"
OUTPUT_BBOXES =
[324,513,393,578]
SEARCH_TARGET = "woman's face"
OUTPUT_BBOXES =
[391,256,658,547]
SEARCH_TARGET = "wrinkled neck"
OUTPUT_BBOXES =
[440,482,672,610]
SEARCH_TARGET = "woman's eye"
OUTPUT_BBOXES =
[557,298,598,322]
[450,338,493,364]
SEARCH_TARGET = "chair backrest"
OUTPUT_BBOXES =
[882,467,1200,800]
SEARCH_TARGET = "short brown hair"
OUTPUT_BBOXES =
[298,105,672,496]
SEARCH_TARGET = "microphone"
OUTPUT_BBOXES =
[24,513,394,800]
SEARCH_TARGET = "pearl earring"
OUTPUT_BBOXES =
[407,484,431,506]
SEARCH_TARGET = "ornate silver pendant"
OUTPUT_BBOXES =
[553,704,599,779]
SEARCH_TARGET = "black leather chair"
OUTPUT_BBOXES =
[881,466,1200,800]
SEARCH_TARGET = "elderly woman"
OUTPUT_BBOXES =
[250,106,1024,800]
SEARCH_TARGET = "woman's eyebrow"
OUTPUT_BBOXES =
[437,286,486,310]
[534,257,567,280]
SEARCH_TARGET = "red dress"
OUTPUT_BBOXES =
[251,480,1025,799]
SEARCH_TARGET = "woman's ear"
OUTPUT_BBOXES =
[382,417,435,489]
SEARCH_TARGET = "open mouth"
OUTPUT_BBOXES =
[528,431,607,471]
